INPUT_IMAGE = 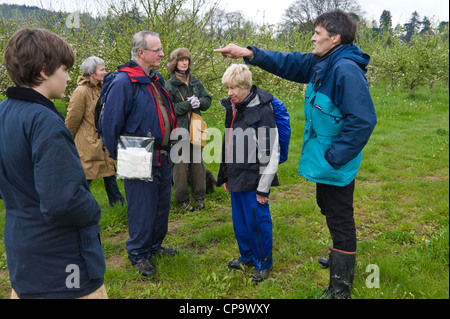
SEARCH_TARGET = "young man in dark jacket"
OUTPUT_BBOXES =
[215,9,377,298]
[101,31,178,277]
[0,29,106,299]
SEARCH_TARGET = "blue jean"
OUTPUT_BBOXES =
[230,190,273,270]
[123,156,172,264]
[88,175,124,207]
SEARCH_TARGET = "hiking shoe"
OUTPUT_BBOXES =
[153,246,178,257]
[318,257,330,269]
[180,201,195,212]
[196,200,205,211]
[252,266,272,283]
[134,260,156,277]
[228,259,254,270]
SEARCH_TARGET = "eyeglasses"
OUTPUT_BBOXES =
[142,47,164,54]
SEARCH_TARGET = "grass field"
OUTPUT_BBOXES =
[0,83,448,300]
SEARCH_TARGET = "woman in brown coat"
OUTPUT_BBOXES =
[66,56,124,206]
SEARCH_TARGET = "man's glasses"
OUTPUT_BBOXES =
[142,47,164,54]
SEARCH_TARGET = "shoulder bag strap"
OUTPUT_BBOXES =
[177,87,193,131]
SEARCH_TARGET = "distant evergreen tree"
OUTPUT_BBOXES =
[437,21,449,41]
[379,10,392,33]
[403,11,421,42]
[420,16,433,35]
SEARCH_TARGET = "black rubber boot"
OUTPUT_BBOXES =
[321,247,356,299]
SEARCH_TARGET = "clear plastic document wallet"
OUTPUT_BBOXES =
[117,135,154,181]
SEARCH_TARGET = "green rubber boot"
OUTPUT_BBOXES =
[321,247,356,299]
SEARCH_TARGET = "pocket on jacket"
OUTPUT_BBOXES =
[311,103,343,137]
[298,135,361,186]
[75,133,105,162]
[304,83,315,99]
[78,225,106,280]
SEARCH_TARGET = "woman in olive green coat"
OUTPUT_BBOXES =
[165,48,212,211]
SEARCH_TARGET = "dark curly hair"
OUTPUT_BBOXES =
[314,9,357,44]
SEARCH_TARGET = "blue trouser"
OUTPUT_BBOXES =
[88,175,125,207]
[123,155,172,264]
[103,175,125,206]
[230,190,273,270]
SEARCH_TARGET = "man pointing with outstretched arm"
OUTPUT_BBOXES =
[215,9,377,299]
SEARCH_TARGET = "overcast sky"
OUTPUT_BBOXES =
[219,0,449,26]
[1,0,449,26]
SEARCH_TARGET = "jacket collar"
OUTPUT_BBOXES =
[220,85,257,111]
[119,60,159,84]
[313,44,345,80]
[5,87,65,121]
[316,44,342,62]
[169,72,200,87]
[235,86,258,110]
[77,75,102,90]
[219,85,273,111]
[174,71,190,86]
[314,44,370,79]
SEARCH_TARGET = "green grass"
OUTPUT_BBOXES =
[0,83,448,299]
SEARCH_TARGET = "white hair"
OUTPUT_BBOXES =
[80,56,105,76]
[222,64,252,89]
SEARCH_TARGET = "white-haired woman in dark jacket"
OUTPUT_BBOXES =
[217,64,280,284]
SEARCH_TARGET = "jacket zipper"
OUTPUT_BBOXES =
[226,109,237,164]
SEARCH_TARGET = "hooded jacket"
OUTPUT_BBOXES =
[101,60,177,166]
[0,87,105,298]
[245,44,377,186]
[217,85,280,196]
[65,76,116,180]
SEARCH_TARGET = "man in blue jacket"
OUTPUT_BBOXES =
[0,29,106,299]
[215,9,377,298]
[101,31,178,277]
